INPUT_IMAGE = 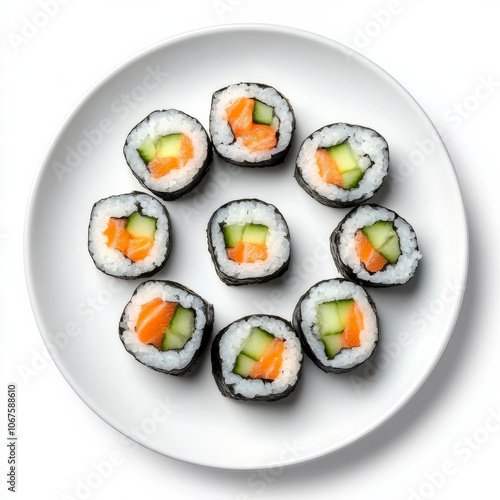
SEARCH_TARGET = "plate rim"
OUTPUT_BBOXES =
[24,23,469,470]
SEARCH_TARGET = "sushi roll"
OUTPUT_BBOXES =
[209,82,295,167]
[123,109,213,200]
[293,279,379,373]
[88,192,171,279]
[211,315,303,401]
[207,199,291,286]
[119,280,214,376]
[331,204,422,287]
[295,123,389,207]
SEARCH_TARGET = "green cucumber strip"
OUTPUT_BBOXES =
[241,224,268,245]
[342,168,364,189]
[233,354,255,377]
[317,302,343,336]
[362,221,393,250]
[168,306,195,341]
[125,212,157,239]
[378,234,401,264]
[326,142,359,174]
[362,221,400,263]
[322,334,343,359]
[161,331,187,351]
[317,299,354,337]
[156,134,182,158]
[240,327,274,361]
[337,300,354,327]
[253,100,274,126]
[137,140,156,163]
[223,224,245,248]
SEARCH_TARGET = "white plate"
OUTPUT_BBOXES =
[25,25,468,470]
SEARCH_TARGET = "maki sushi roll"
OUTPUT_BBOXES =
[123,109,213,200]
[331,204,422,287]
[207,199,291,286]
[295,123,389,207]
[209,82,295,167]
[88,192,171,279]
[211,315,303,401]
[119,280,214,376]
[293,279,379,373]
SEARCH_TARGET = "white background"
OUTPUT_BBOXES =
[2,1,499,499]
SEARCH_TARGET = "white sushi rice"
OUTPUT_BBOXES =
[296,123,389,204]
[300,280,378,370]
[124,110,209,194]
[209,200,290,280]
[219,316,302,399]
[120,281,208,372]
[210,83,294,163]
[338,205,422,285]
[88,193,169,278]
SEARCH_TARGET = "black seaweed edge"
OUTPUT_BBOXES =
[118,280,214,376]
[206,198,291,286]
[293,123,389,208]
[87,191,172,280]
[292,278,380,374]
[330,204,421,288]
[209,83,296,168]
[123,109,214,201]
[211,314,303,401]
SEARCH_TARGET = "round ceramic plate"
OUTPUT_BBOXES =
[25,25,467,470]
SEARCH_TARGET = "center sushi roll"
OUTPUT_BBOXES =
[209,82,295,167]
[295,123,389,207]
[88,192,171,279]
[293,279,379,373]
[330,204,422,287]
[211,315,303,401]
[123,109,213,200]
[207,199,291,286]
[119,280,214,376]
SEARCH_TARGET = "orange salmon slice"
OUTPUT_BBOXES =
[342,303,364,349]
[226,242,268,263]
[103,218,130,252]
[147,133,195,179]
[249,338,285,380]
[226,97,254,137]
[136,298,177,348]
[315,149,343,187]
[125,236,154,262]
[354,230,388,272]
[241,124,277,152]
